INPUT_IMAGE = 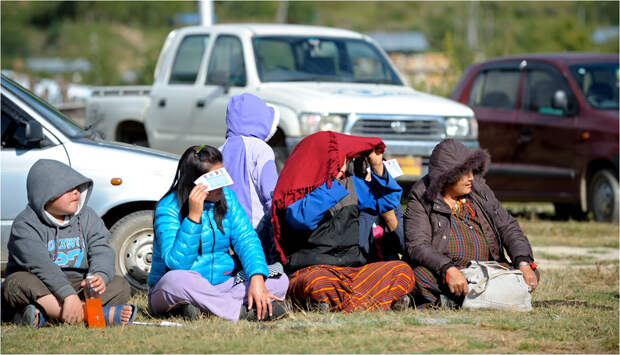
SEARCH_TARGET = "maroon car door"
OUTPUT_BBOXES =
[465,63,523,196]
[512,61,580,201]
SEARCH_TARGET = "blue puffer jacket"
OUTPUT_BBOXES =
[148,187,268,287]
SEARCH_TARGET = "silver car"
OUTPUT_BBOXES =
[1,75,178,291]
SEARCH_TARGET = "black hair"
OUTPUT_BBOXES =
[158,145,227,234]
[346,149,373,178]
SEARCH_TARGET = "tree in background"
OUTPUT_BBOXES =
[1,1,617,90]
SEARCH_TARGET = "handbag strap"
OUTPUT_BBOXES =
[468,261,523,295]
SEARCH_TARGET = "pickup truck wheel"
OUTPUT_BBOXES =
[588,169,619,222]
[109,210,154,292]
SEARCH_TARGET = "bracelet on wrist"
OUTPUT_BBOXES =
[518,261,537,270]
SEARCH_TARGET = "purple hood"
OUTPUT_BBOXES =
[225,93,278,140]
[221,93,280,229]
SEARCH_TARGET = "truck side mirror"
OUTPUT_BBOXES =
[207,71,231,94]
[552,90,576,116]
[24,120,45,145]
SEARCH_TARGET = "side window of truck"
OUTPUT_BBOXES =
[467,69,519,110]
[169,35,210,84]
[206,35,246,87]
[523,67,574,115]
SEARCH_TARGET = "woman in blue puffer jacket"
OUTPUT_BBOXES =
[148,145,289,322]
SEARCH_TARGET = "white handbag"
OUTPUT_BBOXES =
[460,261,532,312]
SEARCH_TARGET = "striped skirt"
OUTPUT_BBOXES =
[287,260,415,312]
[412,265,443,309]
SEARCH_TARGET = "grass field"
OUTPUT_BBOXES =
[2,210,618,353]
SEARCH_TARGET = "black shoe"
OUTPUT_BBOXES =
[239,300,288,321]
[439,294,460,309]
[391,294,413,311]
[308,302,331,313]
[268,300,288,320]
[239,304,256,321]
[169,304,200,321]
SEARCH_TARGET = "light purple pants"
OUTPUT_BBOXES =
[148,270,289,322]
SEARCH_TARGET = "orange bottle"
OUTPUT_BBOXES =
[83,274,106,328]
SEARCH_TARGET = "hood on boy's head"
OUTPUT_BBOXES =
[27,159,93,226]
[225,93,279,141]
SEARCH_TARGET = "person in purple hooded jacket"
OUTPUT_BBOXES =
[220,93,281,264]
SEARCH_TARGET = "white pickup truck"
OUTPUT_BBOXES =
[87,24,478,178]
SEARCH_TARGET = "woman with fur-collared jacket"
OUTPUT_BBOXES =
[403,139,539,309]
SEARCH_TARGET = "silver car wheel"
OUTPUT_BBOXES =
[588,169,619,223]
[119,227,153,291]
[110,210,154,292]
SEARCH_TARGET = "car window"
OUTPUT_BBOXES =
[169,35,210,84]
[1,95,52,149]
[524,68,573,115]
[468,69,519,109]
[347,40,390,83]
[252,36,403,85]
[3,77,86,138]
[254,39,296,73]
[569,62,619,110]
[206,35,246,87]
[1,110,25,148]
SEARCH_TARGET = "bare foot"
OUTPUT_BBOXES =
[108,305,133,325]
[32,309,40,327]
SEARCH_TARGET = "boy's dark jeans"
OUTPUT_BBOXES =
[1,271,131,320]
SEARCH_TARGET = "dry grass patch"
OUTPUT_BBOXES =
[3,266,616,354]
[2,217,618,353]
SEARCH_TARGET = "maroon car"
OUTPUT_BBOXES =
[451,53,618,222]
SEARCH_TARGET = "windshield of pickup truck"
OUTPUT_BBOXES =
[2,76,87,138]
[569,62,619,110]
[253,36,403,85]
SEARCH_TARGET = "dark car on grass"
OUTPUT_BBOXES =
[451,53,618,222]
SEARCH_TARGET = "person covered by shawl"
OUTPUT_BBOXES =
[220,93,280,264]
[271,131,415,312]
[403,139,539,309]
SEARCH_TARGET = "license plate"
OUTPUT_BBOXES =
[390,156,422,177]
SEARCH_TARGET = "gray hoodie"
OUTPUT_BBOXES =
[6,159,115,301]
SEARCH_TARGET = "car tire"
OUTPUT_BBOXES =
[109,210,154,292]
[588,169,619,223]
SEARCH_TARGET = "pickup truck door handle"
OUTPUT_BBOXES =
[196,99,206,108]
[158,98,166,108]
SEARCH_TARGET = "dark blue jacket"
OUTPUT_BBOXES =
[283,168,404,270]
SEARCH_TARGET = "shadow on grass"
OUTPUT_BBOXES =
[508,210,560,221]
[506,209,593,222]
[533,299,613,310]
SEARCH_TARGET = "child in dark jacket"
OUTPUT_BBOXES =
[2,159,136,328]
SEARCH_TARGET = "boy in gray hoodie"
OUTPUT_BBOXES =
[2,159,135,327]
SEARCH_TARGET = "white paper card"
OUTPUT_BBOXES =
[384,159,404,178]
[194,168,234,191]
